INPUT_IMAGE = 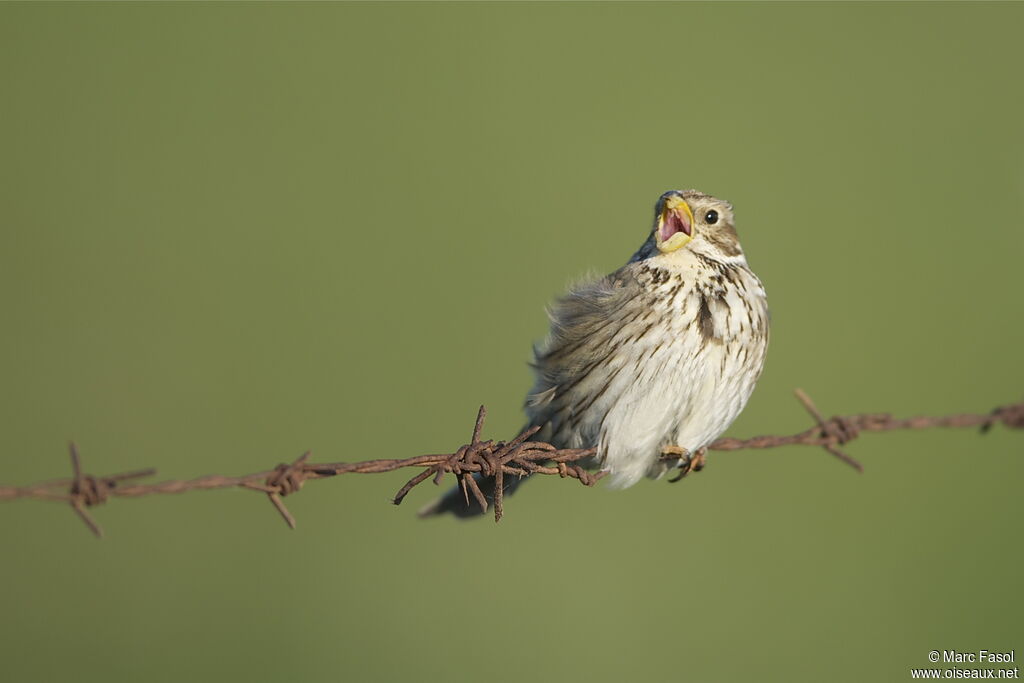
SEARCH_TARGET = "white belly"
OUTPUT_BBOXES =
[596,329,763,488]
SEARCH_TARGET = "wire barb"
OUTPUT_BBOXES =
[794,388,864,472]
[1,391,1020,534]
[240,451,311,529]
[64,443,158,538]
[68,443,102,538]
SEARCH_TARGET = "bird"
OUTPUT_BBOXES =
[420,189,769,517]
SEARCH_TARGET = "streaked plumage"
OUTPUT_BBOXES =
[423,189,768,516]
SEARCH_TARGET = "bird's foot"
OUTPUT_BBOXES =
[665,447,706,483]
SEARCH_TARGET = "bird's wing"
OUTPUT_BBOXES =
[525,268,643,443]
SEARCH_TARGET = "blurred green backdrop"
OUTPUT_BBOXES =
[1,3,1022,682]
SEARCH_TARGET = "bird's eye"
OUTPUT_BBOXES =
[704,210,719,224]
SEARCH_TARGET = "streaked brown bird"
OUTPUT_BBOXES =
[422,189,769,517]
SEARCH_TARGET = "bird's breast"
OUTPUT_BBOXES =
[637,262,769,347]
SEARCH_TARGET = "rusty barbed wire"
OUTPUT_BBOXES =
[1,390,1021,535]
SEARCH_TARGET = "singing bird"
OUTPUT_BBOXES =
[422,189,769,517]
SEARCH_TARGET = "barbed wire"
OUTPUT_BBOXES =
[1,390,1021,535]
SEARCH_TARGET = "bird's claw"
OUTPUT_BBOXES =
[689,450,706,472]
[665,447,706,483]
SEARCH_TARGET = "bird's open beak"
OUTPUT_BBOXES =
[656,196,694,253]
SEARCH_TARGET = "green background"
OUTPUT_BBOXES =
[1,3,1021,682]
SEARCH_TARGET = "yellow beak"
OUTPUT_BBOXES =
[656,196,695,253]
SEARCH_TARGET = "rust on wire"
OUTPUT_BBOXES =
[65,442,157,538]
[793,388,864,472]
[239,451,311,529]
[1,392,1022,535]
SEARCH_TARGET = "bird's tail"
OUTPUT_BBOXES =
[417,472,531,519]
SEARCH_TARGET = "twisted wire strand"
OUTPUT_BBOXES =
[1,390,1021,535]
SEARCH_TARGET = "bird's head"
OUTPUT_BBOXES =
[650,189,742,262]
